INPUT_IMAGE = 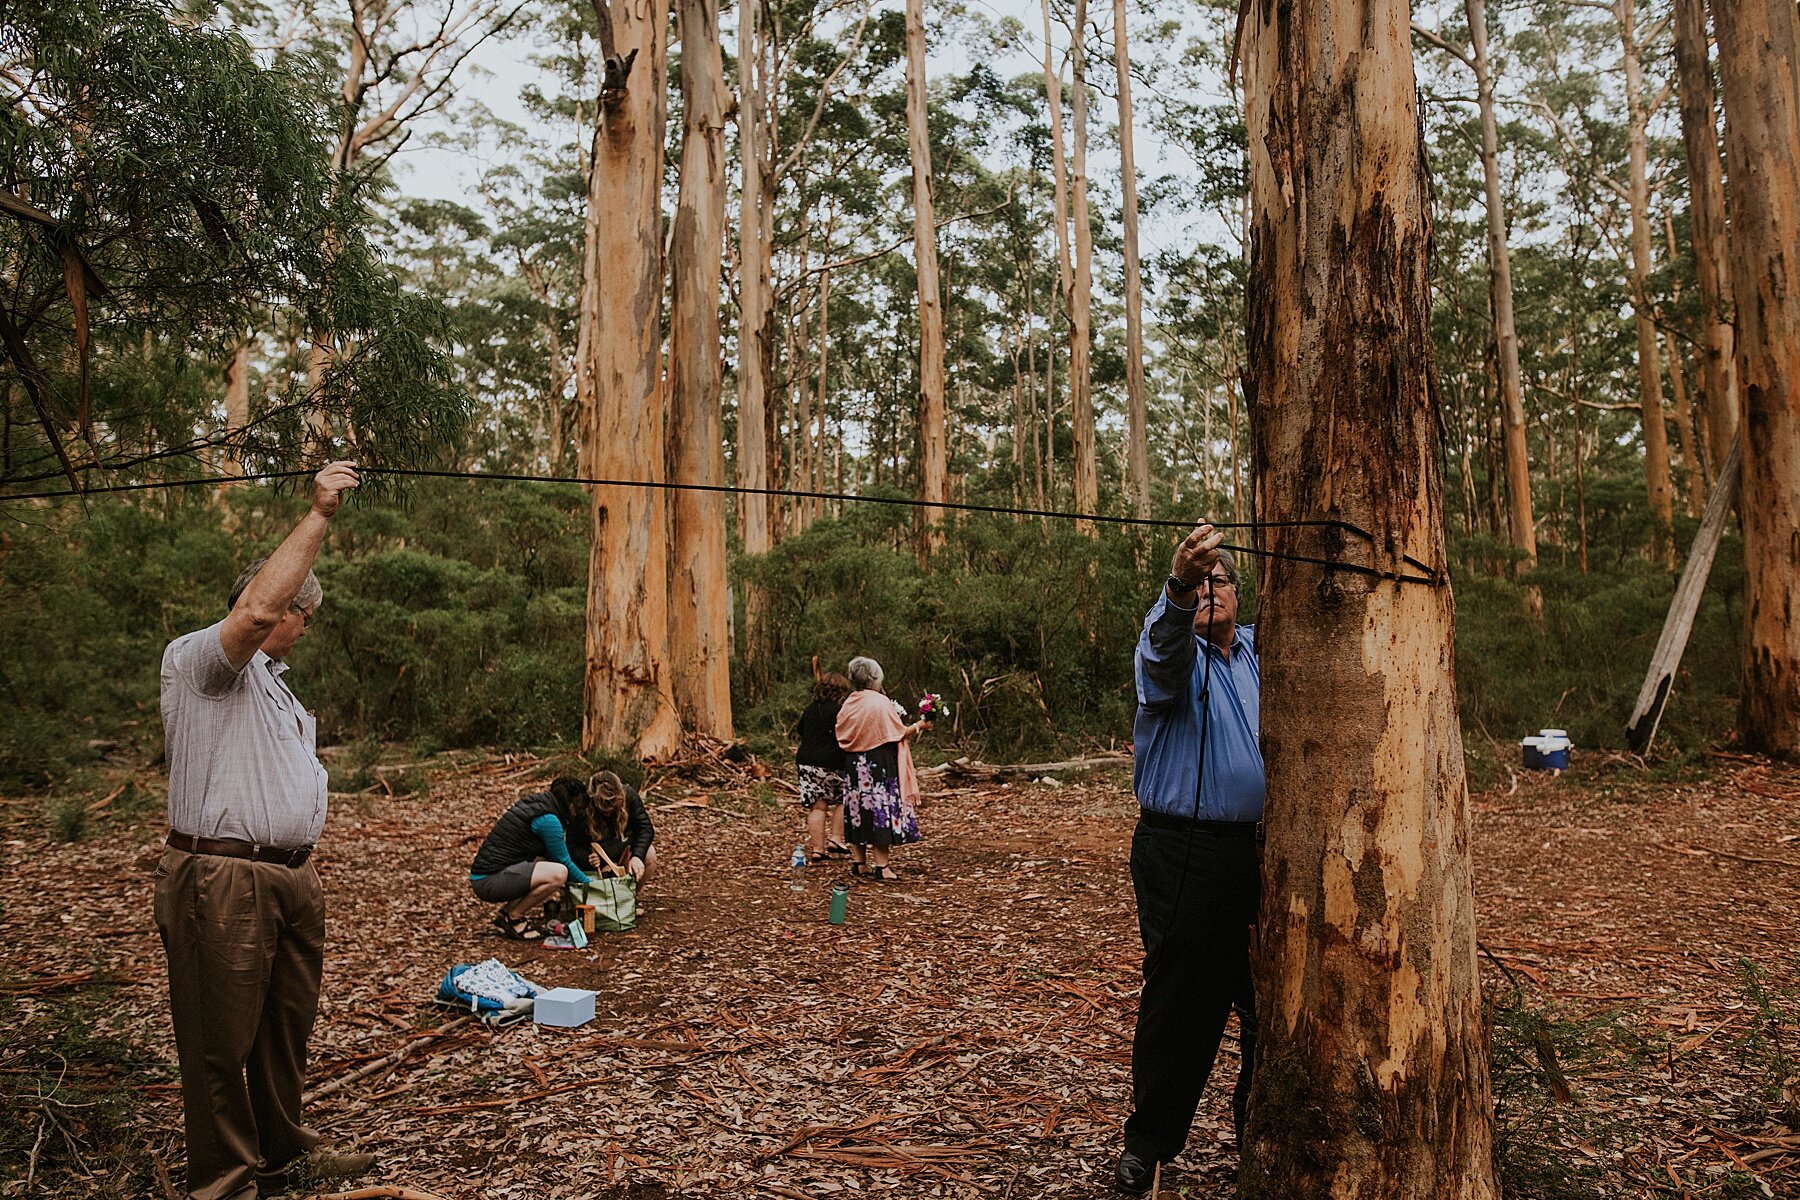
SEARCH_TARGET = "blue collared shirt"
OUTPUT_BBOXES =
[1132,593,1265,822]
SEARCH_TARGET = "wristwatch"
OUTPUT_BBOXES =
[1166,573,1199,595]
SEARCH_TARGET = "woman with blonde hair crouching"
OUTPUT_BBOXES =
[584,770,657,888]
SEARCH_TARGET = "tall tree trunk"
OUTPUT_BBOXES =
[1466,0,1536,575]
[814,261,832,527]
[1665,330,1703,514]
[223,340,249,478]
[1239,1,1498,1195]
[1672,0,1739,472]
[1038,0,1071,521]
[1068,0,1098,529]
[667,0,734,741]
[577,5,681,758]
[1621,0,1676,565]
[1715,0,1800,759]
[735,0,773,694]
[1114,0,1151,519]
[905,0,946,559]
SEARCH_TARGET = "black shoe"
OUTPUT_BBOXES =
[1113,1149,1156,1195]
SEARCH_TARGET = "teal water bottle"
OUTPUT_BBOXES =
[828,885,849,925]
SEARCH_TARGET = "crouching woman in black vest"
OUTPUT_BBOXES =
[468,776,599,941]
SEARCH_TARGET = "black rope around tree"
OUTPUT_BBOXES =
[0,463,1443,586]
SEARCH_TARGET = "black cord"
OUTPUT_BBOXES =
[1158,576,1221,946]
[0,464,1443,585]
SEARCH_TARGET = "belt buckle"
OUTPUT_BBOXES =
[285,845,309,867]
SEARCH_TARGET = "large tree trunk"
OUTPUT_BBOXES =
[1672,0,1739,473]
[1038,0,1072,518]
[735,0,773,694]
[1239,2,1498,1195]
[667,0,734,741]
[576,4,682,758]
[1715,0,1800,759]
[1068,0,1098,529]
[905,0,946,558]
[1466,0,1536,574]
[1114,0,1151,520]
[1620,0,1676,566]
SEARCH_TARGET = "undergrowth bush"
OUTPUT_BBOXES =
[0,478,1747,792]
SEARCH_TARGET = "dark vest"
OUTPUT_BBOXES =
[470,791,594,877]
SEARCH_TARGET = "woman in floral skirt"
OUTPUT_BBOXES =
[834,655,929,881]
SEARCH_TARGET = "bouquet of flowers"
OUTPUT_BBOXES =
[918,692,944,720]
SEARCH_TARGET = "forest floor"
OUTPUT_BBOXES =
[1,752,1797,1200]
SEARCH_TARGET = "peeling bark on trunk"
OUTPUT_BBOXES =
[668,0,734,741]
[906,0,946,559]
[1114,0,1150,520]
[735,0,773,694]
[1069,0,1097,530]
[1716,0,1800,759]
[577,0,681,758]
[1239,1,1498,1194]
[1673,0,1738,471]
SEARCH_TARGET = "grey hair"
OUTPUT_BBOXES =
[847,656,884,691]
[229,556,323,615]
[1212,548,1238,586]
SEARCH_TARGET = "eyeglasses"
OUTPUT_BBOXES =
[289,606,316,629]
[1199,575,1235,590]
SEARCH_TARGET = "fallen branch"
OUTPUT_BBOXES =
[922,754,1131,780]
[296,1189,456,1200]
[412,1076,599,1115]
[304,1017,473,1103]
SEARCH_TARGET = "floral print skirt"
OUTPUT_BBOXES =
[843,742,921,848]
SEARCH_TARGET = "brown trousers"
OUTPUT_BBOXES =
[153,848,325,1200]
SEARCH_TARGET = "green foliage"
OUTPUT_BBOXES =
[1,0,469,492]
[1453,531,1744,756]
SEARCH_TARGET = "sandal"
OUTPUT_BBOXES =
[808,853,832,866]
[492,911,548,942]
[849,862,865,877]
[871,866,901,882]
[825,841,852,856]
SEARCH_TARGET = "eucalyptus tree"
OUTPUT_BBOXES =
[1413,1,1537,581]
[1670,0,1736,471]
[1239,0,1497,1193]
[668,0,735,738]
[1715,0,1800,759]
[0,0,465,494]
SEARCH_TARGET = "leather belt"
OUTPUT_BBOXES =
[166,832,313,867]
[1139,810,1264,841]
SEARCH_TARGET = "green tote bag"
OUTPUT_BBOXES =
[568,846,637,932]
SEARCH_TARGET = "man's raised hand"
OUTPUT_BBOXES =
[310,461,360,519]
[1171,523,1224,586]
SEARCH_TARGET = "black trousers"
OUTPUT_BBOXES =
[1122,815,1261,1164]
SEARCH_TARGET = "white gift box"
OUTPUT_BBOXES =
[532,987,596,1028]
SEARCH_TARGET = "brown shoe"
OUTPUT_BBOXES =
[261,1147,377,1193]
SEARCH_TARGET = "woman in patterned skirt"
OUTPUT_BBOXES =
[835,656,930,881]
[794,672,854,862]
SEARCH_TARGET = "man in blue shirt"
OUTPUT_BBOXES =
[1115,524,1263,1194]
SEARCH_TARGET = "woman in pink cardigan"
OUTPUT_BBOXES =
[835,655,930,881]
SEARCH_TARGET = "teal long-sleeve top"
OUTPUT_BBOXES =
[468,791,593,885]
[526,813,591,885]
